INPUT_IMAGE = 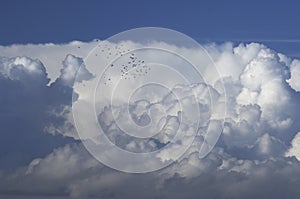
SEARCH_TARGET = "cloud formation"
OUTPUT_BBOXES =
[0,53,92,170]
[1,40,300,198]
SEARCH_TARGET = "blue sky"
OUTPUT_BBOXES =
[1,0,300,57]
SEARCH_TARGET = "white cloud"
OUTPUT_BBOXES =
[287,60,300,92]
[1,40,300,198]
[58,54,94,86]
[286,132,300,160]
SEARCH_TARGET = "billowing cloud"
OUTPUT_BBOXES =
[286,132,300,160]
[287,60,300,92]
[1,40,300,198]
[0,53,92,170]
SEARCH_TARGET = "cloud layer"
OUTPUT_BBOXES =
[1,40,300,198]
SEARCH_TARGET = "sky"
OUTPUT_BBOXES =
[1,1,300,199]
[1,0,300,57]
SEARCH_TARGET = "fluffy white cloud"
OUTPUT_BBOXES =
[59,54,93,86]
[0,41,96,83]
[0,52,93,170]
[287,60,300,92]
[1,40,300,198]
[286,132,300,160]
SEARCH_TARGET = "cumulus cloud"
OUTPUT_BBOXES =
[0,53,92,170]
[0,41,96,83]
[59,54,93,86]
[1,40,300,198]
[286,132,300,160]
[287,60,300,92]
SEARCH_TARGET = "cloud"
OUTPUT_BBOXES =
[286,132,300,160]
[58,54,94,87]
[1,40,300,198]
[0,53,92,170]
[287,60,300,92]
[0,41,96,83]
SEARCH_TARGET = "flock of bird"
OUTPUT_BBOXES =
[94,42,152,85]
